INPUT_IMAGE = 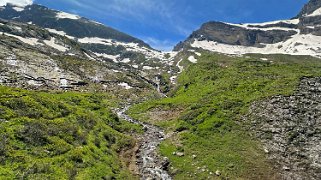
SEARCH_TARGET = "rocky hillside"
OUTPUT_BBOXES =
[174,0,321,58]
[0,4,179,94]
[248,77,321,180]
[128,52,321,179]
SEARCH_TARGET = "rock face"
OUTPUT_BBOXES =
[175,21,297,49]
[174,0,321,58]
[248,77,321,180]
[296,0,321,18]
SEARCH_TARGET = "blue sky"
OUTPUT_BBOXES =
[32,0,308,51]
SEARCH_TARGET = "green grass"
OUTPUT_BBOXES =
[0,87,141,179]
[128,52,321,179]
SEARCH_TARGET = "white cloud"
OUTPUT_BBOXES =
[0,0,33,7]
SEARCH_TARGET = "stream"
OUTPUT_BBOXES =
[116,106,172,180]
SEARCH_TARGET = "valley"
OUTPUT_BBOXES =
[1,0,321,179]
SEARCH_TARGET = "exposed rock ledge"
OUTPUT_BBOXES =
[248,77,321,180]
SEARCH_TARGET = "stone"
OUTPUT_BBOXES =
[215,170,221,176]
[176,152,185,157]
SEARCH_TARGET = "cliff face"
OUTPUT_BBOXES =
[248,77,321,180]
[174,0,321,58]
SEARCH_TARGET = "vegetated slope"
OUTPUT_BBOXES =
[128,51,321,179]
[0,86,142,179]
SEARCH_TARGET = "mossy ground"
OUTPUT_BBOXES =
[128,52,321,179]
[0,87,142,179]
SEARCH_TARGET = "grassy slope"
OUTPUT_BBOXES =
[0,87,142,179]
[129,52,321,179]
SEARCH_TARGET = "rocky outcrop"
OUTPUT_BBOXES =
[247,77,321,180]
[296,0,321,18]
[177,21,297,49]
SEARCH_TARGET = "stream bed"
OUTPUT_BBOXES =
[116,106,171,180]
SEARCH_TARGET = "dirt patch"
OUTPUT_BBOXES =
[147,107,184,123]
[119,139,140,179]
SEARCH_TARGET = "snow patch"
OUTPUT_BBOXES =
[94,53,119,62]
[60,79,68,87]
[78,36,177,61]
[4,32,41,46]
[176,58,184,73]
[56,11,80,20]
[243,19,300,26]
[306,7,321,17]
[143,66,154,70]
[78,37,113,46]
[188,56,198,63]
[118,82,132,90]
[170,76,177,84]
[46,28,75,39]
[84,52,95,60]
[44,37,68,52]
[27,80,43,86]
[195,52,202,56]
[12,6,24,11]
[226,21,300,32]
[121,58,131,63]
[260,58,268,61]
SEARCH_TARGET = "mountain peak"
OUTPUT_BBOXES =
[0,0,33,7]
[296,0,321,18]
[174,0,321,58]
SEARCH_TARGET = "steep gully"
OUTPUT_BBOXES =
[115,79,171,180]
[116,106,171,180]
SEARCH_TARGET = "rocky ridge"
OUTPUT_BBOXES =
[174,0,321,58]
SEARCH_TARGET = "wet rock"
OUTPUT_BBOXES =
[116,106,171,180]
[161,158,170,171]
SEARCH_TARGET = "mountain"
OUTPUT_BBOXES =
[174,0,321,58]
[0,3,178,93]
[1,1,321,180]
[0,3,149,47]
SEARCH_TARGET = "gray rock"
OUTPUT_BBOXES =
[247,77,321,180]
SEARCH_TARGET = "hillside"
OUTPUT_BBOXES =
[1,0,321,179]
[0,86,142,179]
[128,52,321,179]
